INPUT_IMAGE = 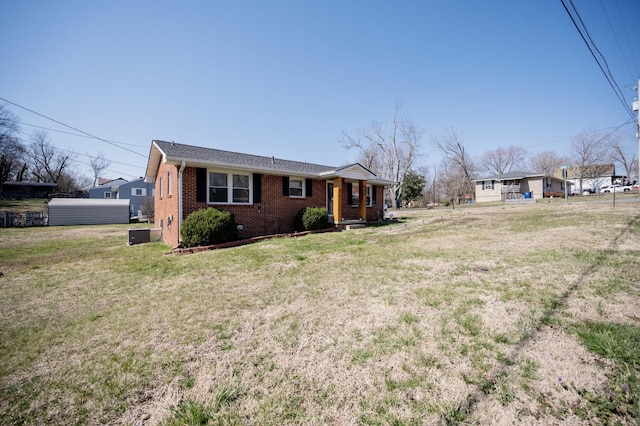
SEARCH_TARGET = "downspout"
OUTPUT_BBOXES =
[178,161,186,244]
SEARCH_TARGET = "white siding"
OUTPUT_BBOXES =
[48,199,130,226]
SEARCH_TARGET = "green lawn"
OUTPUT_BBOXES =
[1,202,639,425]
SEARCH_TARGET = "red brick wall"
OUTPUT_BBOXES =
[154,162,180,247]
[336,183,385,222]
[154,165,386,247]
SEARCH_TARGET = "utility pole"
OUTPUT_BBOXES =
[634,78,640,186]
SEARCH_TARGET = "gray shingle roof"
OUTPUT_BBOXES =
[473,171,543,182]
[154,140,337,175]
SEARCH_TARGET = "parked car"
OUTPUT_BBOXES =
[601,184,632,193]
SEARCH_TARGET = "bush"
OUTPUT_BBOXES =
[294,207,329,231]
[180,208,238,247]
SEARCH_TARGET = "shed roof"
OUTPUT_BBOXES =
[48,198,130,207]
[472,171,546,182]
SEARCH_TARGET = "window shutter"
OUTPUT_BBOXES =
[305,178,312,197]
[253,173,262,203]
[196,168,207,202]
[372,185,377,204]
[491,181,494,190]
[347,183,352,205]
[282,176,289,196]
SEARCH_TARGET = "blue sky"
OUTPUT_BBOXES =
[1,0,639,181]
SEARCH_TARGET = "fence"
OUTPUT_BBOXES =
[1,211,48,228]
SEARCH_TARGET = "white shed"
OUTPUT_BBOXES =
[48,199,130,226]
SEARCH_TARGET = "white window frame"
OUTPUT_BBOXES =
[104,191,112,199]
[159,177,163,198]
[289,177,304,198]
[168,172,173,196]
[132,188,146,197]
[207,170,252,204]
[484,180,492,190]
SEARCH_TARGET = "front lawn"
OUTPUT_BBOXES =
[1,203,639,424]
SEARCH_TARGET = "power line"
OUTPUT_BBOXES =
[523,120,635,150]
[0,97,148,158]
[560,0,636,122]
[613,0,640,77]
[599,0,637,82]
[21,122,148,148]
[14,136,143,180]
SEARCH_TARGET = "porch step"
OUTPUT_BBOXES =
[345,223,366,230]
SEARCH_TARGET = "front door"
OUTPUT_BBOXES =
[327,182,334,216]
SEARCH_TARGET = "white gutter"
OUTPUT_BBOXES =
[178,161,186,243]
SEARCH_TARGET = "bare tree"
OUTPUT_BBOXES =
[528,150,569,176]
[28,130,74,184]
[0,105,25,190]
[340,103,421,209]
[433,128,476,203]
[438,161,470,209]
[140,195,155,221]
[570,129,610,193]
[480,145,528,175]
[56,171,91,193]
[608,135,636,184]
[89,152,111,187]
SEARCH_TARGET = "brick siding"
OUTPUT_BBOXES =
[154,165,385,247]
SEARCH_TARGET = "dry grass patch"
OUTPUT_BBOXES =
[1,203,639,424]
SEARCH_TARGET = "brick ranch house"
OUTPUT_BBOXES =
[144,140,395,247]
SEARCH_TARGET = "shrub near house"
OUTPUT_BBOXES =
[294,207,329,231]
[180,208,238,248]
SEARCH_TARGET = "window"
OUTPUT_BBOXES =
[132,188,146,196]
[484,180,493,190]
[168,172,173,196]
[159,177,163,198]
[233,174,249,203]
[350,183,373,206]
[208,171,251,204]
[209,172,228,202]
[289,178,303,197]
[104,191,112,199]
[351,184,359,206]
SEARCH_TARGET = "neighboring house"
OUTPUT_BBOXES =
[472,171,567,203]
[553,164,622,193]
[1,181,58,199]
[116,178,155,218]
[88,178,129,200]
[144,140,395,247]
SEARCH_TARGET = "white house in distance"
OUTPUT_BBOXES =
[88,177,154,218]
[553,164,624,194]
[472,171,567,203]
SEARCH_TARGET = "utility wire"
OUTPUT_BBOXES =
[599,0,637,82]
[614,0,639,77]
[0,97,147,158]
[21,122,148,148]
[14,136,143,180]
[560,0,636,122]
[523,119,635,149]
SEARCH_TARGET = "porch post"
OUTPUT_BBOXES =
[333,177,343,223]
[358,180,367,220]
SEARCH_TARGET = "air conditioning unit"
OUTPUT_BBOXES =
[128,228,150,245]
